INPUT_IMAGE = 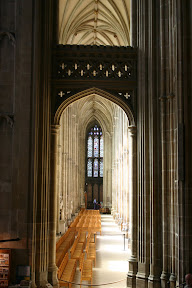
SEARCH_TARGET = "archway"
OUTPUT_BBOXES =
[49,88,137,286]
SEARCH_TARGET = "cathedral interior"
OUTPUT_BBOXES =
[0,1,192,288]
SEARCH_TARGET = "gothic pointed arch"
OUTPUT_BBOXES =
[54,87,135,126]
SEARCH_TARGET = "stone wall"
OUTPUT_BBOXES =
[0,0,33,263]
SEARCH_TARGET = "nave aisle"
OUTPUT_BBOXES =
[72,214,130,288]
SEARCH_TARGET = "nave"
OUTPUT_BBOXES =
[58,213,130,288]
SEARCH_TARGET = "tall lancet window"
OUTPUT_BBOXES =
[86,124,103,178]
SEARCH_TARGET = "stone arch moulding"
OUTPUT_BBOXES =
[54,87,136,126]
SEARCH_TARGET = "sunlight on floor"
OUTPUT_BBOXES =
[72,214,130,288]
[107,260,128,272]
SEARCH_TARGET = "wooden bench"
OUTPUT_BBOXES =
[79,253,92,288]
[69,215,81,231]
[78,231,87,249]
[70,235,84,263]
[56,229,75,267]
[87,221,101,235]
[56,228,71,251]
[85,241,96,267]
[58,252,77,288]
[87,232,96,244]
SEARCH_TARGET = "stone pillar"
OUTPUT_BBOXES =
[127,126,138,288]
[63,111,68,231]
[160,1,169,286]
[56,143,61,234]
[160,96,168,287]
[68,108,72,221]
[59,116,65,234]
[168,94,176,288]
[130,0,137,47]
[48,124,60,288]
[74,122,78,212]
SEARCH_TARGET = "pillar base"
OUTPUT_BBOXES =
[129,256,138,266]
[148,275,161,288]
[31,281,37,288]
[48,264,59,288]
[127,258,138,288]
[169,273,176,288]
[35,271,49,288]
[127,274,136,288]
[160,272,169,288]
[136,275,148,288]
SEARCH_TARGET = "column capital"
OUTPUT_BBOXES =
[159,95,168,101]
[167,93,175,100]
[128,126,137,137]
[51,124,60,134]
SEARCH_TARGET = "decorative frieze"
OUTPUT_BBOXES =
[55,59,136,80]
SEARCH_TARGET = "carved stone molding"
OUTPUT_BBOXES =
[0,113,14,128]
[0,31,15,46]
[53,45,137,81]
[55,58,135,80]
[55,88,135,118]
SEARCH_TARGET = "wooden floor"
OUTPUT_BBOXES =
[71,214,130,288]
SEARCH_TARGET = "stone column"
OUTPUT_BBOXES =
[116,160,119,219]
[62,152,67,231]
[56,143,61,234]
[63,111,68,231]
[104,132,109,208]
[127,126,138,288]
[160,0,169,286]
[68,108,73,221]
[74,122,78,212]
[130,0,137,47]
[48,124,60,288]
[160,96,168,287]
[168,94,176,288]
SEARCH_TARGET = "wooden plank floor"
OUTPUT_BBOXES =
[71,214,130,288]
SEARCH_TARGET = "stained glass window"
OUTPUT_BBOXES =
[94,136,99,157]
[94,159,99,177]
[87,124,103,178]
[100,159,103,177]
[100,135,103,157]
[87,136,93,157]
[87,159,92,177]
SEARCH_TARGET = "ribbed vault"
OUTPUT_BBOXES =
[58,0,130,46]
[76,95,115,136]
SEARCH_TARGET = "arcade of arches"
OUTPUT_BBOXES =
[56,95,135,237]
[0,1,192,288]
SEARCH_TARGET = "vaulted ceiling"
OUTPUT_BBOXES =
[58,0,130,46]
